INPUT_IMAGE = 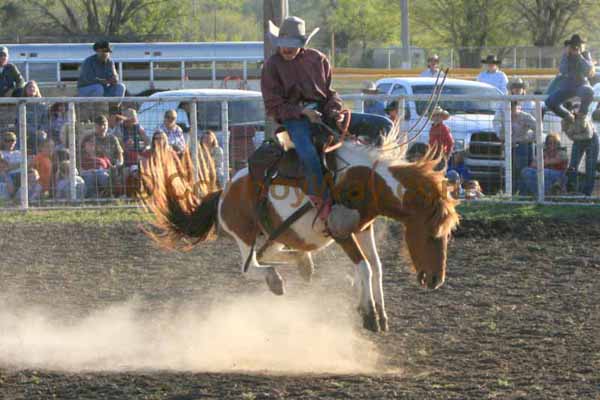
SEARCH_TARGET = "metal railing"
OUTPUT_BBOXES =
[1,93,598,210]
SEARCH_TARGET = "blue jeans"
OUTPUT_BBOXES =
[81,170,111,198]
[521,167,567,195]
[78,83,126,98]
[567,133,599,195]
[514,143,533,193]
[283,118,326,197]
[546,82,594,119]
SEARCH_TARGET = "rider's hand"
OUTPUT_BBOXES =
[302,108,322,124]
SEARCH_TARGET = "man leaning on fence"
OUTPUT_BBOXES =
[78,41,126,98]
[0,46,25,97]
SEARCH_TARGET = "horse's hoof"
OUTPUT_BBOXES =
[266,270,286,296]
[362,309,380,332]
[376,303,389,332]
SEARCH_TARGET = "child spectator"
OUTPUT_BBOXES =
[80,135,112,198]
[19,80,49,155]
[17,167,43,202]
[428,106,454,160]
[201,130,226,187]
[446,170,462,199]
[0,131,21,180]
[464,180,484,200]
[49,102,68,147]
[160,109,185,154]
[32,138,54,195]
[121,108,148,167]
[520,133,568,195]
[447,151,472,182]
[0,154,15,201]
[55,160,85,200]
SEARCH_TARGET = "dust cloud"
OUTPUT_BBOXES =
[0,292,379,374]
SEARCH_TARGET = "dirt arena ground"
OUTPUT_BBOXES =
[0,208,599,399]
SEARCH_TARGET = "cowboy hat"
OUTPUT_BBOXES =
[362,81,378,94]
[508,78,527,90]
[268,16,319,49]
[564,34,585,47]
[93,40,112,52]
[431,106,450,120]
[427,54,440,62]
[481,54,501,65]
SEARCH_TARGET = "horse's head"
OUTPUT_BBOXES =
[389,154,460,289]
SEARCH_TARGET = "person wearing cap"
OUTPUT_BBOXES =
[508,78,536,115]
[77,41,126,98]
[546,34,595,126]
[420,54,441,77]
[362,81,386,115]
[477,55,508,94]
[84,115,124,167]
[0,46,25,97]
[121,108,148,167]
[428,106,454,159]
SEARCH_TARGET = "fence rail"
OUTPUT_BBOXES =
[0,93,598,211]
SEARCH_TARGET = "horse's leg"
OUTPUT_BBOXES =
[230,235,285,295]
[355,225,388,332]
[258,243,314,283]
[337,235,380,332]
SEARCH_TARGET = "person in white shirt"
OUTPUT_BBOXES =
[477,55,508,94]
[508,78,536,114]
[420,54,441,77]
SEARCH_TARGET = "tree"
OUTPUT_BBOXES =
[329,0,399,66]
[515,0,588,47]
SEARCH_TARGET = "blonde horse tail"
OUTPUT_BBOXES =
[138,143,222,250]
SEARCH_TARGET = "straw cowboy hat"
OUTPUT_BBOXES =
[428,54,440,63]
[268,16,320,49]
[564,34,585,47]
[362,81,379,94]
[431,106,450,120]
[481,54,501,65]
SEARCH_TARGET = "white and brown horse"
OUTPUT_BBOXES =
[140,130,459,332]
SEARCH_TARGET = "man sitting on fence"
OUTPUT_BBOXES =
[77,41,126,98]
[0,46,25,97]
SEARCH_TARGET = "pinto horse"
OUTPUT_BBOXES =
[139,128,459,332]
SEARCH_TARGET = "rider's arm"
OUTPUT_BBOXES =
[260,58,303,121]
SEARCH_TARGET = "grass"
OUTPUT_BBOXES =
[0,202,598,225]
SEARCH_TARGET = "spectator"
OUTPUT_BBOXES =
[385,100,400,123]
[521,133,568,196]
[562,103,599,196]
[107,106,125,138]
[160,109,185,154]
[0,46,25,97]
[49,102,68,147]
[51,148,70,195]
[508,78,536,115]
[20,80,49,155]
[464,180,484,200]
[546,34,595,127]
[420,54,441,77]
[32,138,54,195]
[0,154,15,201]
[54,160,85,200]
[0,131,21,180]
[121,108,148,167]
[80,135,111,198]
[77,41,126,98]
[17,167,43,202]
[477,55,508,94]
[428,106,454,159]
[447,151,472,182]
[362,81,385,116]
[201,130,226,187]
[86,115,124,167]
[495,101,536,193]
[446,169,462,199]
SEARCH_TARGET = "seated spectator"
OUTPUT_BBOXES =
[521,133,568,196]
[0,46,25,97]
[49,102,68,147]
[201,130,225,187]
[17,167,43,202]
[77,41,126,98]
[420,54,441,77]
[477,55,508,94]
[428,106,454,160]
[80,135,111,198]
[32,138,54,195]
[446,170,462,199]
[385,100,400,123]
[19,80,49,155]
[464,180,484,200]
[121,108,148,167]
[51,148,70,195]
[362,81,385,116]
[0,154,15,201]
[447,151,472,182]
[160,110,185,154]
[85,115,124,167]
[0,131,21,179]
[54,160,85,200]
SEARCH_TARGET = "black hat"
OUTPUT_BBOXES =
[93,40,112,52]
[508,78,526,90]
[385,100,399,112]
[564,34,585,47]
[481,54,501,65]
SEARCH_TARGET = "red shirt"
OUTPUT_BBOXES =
[81,154,112,171]
[429,123,454,156]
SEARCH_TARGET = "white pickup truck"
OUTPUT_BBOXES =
[374,77,504,190]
